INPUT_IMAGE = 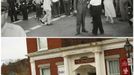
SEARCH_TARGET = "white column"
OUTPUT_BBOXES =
[30,60,36,75]
[64,56,70,75]
[100,51,106,75]
[95,52,101,75]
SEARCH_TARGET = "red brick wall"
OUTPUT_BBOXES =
[104,48,127,58]
[26,38,38,53]
[47,38,62,49]
[35,57,63,75]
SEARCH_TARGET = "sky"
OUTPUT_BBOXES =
[1,37,27,64]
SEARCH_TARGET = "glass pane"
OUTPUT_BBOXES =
[38,38,48,50]
[108,60,120,75]
[42,68,50,75]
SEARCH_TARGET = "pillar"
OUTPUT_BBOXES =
[95,52,101,75]
[30,60,36,75]
[64,56,70,75]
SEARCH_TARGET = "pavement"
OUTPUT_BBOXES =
[8,12,133,37]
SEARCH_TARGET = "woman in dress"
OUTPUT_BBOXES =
[40,0,52,25]
[103,0,116,23]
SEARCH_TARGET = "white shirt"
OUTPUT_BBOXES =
[90,0,102,6]
[52,0,59,2]
[2,23,26,37]
[43,0,52,11]
[33,0,42,4]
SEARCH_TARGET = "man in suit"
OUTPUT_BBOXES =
[63,0,70,16]
[20,0,28,20]
[7,0,19,22]
[119,0,133,21]
[73,0,89,35]
[33,0,42,20]
[89,0,104,35]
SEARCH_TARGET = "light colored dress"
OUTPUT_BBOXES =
[103,0,116,17]
[43,0,52,11]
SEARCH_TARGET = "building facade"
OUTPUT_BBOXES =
[26,38,133,75]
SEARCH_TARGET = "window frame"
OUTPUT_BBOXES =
[106,59,120,75]
[37,38,48,51]
[39,64,51,75]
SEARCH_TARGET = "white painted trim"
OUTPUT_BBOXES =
[38,64,50,68]
[30,60,36,75]
[95,52,101,75]
[64,56,70,75]
[56,62,64,66]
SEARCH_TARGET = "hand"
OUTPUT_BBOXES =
[87,4,90,9]
[74,10,77,13]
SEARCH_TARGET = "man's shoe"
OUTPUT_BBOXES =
[92,32,97,36]
[40,20,45,24]
[75,33,80,35]
[82,30,88,33]
[15,19,20,21]
[100,32,104,35]
[47,23,53,26]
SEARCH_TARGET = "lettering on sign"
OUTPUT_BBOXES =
[75,56,95,64]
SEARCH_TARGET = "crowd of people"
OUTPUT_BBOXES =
[1,0,133,36]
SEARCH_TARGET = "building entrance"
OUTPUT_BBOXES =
[75,65,96,75]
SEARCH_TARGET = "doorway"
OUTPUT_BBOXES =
[75,65,96,75]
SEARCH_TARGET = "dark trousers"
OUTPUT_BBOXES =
[9,9,18,22]
[90,5,104,34]
[76,7,87,33]
[36,4,42,19]
[52,2,60,17]
[64,1,70,15]
[21,7,28,20]
[119,0,129,20]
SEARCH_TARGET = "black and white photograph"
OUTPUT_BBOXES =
[1,0,133,37]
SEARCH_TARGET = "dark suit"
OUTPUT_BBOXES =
[63,0,70,15]
[20,0,28,20]
[74,0,88,34]
[7,0,18,22]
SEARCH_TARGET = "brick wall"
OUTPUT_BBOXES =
[35,57,63,75]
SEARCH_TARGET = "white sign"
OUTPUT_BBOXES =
[58,65,65,75]
[127,58,132,66]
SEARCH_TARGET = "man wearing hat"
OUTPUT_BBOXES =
[1,1,26,37]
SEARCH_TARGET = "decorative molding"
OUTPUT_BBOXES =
[28,38,133,62]
[38,64,50,68]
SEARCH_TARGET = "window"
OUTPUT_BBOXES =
[107,59,120,75]
[37,38,48,51]
[41,68,50,75]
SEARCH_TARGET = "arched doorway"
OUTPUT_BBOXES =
[75,65,96,75]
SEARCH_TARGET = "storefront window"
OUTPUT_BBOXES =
[41,68,50,75]
[37,38,48,51]
[107,59,120,75]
